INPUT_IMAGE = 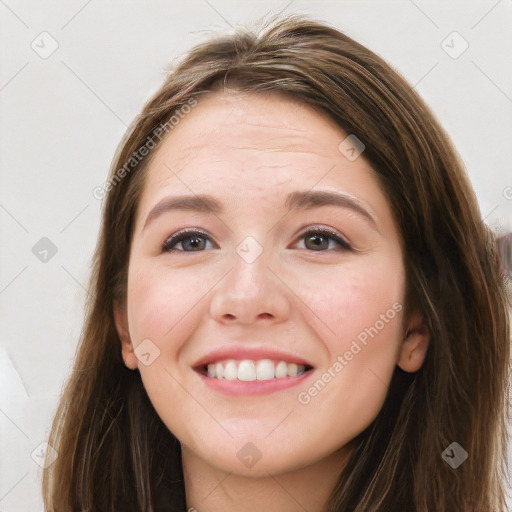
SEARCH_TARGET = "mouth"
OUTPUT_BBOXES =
[193,358,316,396]
[194,358,315,382]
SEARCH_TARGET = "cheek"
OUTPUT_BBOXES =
[126,262,201,344]
[126,264,205,401]
[302,254,404,424]
[296,254,405,396]
[308,249,405,343]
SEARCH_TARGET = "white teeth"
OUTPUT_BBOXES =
[275,361,288,378]
[224,360,238,380]
[287,363,298,376]
[203,359,307,380]
[238,360,256,381]
[256,359,274,380]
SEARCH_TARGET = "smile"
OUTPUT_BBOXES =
[199,358,314,381]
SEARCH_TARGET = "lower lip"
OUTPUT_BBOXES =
[195,368,315,396]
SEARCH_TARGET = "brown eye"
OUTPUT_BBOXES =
[162,230,214,252]
[161,227,351,253]
[298,228,352,252]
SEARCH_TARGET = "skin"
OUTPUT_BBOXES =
[114,90,430,512]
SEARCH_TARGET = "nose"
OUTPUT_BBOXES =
[209,246,290,325]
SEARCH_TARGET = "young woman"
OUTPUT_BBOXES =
[42,14,511,512]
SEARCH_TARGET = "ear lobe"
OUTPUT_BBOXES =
[397,315,430,373]
[113,300,138,370]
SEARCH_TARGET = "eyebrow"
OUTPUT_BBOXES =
[142,190,380,232]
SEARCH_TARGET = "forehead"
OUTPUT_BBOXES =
[135,90,393,232]
[155,91,349,172]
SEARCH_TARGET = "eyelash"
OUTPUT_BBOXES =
[161,227,352,253]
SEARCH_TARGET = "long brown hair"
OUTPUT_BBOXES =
[42,14,511,511]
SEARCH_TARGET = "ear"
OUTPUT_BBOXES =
[397,313,430,373]
[113,299,138,370]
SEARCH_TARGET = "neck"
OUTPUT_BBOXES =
[181,440,357,512]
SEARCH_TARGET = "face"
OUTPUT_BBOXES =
[114,90,429,477]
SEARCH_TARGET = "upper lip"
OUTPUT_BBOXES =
[192,345,314,369]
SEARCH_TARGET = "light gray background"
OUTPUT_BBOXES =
[1,1,511,510]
